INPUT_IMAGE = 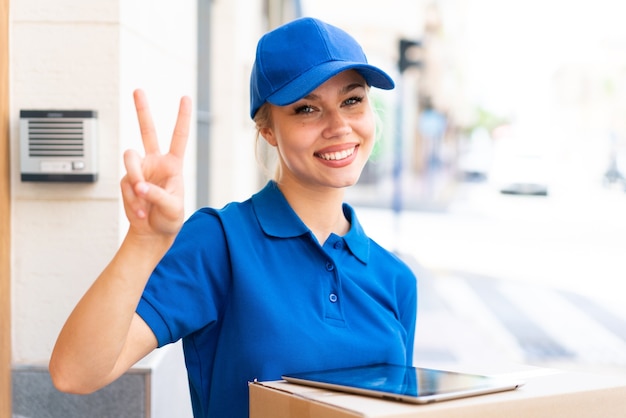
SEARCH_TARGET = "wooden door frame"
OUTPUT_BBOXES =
[1,0,11,415]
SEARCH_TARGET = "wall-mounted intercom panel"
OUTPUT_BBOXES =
[20,110,98,182]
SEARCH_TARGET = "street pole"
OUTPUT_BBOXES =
[392,76,405,250]
[393,38,422,249]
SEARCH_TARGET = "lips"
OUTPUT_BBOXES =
[315,146,356,161]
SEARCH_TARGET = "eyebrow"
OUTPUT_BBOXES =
[302,82,366,101]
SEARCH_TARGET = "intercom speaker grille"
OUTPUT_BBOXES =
[27,119,85,157]
[20,109,98,182]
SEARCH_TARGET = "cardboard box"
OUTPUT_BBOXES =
[249,368,626,417]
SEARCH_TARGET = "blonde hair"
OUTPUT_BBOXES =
[253,104,280,180]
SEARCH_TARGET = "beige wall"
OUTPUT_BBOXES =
[9,0,197,364]
[7,1,201,415]
[7,4,269,416]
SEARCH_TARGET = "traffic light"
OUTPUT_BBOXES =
[398,39,422,73]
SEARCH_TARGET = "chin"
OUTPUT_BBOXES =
[331,176,360,189]
[318,166,366,189]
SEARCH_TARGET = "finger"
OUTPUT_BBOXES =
[133,89,160,155]
[168,96,192,158]
[120,175,148,219]
[137,182,183,225]
[123,149,145,186]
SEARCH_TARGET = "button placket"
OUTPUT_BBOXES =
[326,260,338,303]
[323,257,344,324]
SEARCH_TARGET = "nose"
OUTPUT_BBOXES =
[322,110,352,140]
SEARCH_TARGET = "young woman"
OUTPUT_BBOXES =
[50,17,417,418]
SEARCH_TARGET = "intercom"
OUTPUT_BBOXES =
[20,110,98,182]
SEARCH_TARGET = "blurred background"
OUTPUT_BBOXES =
[294,0,626,374]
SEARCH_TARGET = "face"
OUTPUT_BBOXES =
[260,70,376,191]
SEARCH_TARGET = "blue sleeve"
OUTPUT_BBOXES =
[136,208,231,347]
[401,269,417,365]
[387,251,418,366]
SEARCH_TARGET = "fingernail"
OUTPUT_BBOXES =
[137,182,149,195]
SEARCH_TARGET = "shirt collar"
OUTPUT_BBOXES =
[340,203,370,264]
[252,181,370,263]
[252,181,310,238]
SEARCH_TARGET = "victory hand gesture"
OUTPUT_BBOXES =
[121,89,192,238]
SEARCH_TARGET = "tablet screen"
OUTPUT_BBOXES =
[282,363,523,403]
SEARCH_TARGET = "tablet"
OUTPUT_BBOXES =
[282,363,524,404]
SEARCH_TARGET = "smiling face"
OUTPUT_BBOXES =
[260,70,376,191]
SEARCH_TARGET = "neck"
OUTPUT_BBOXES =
[275,180,350,244]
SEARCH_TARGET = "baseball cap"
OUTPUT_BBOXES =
[250,17,395,119]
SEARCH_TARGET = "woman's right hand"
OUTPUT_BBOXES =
[120,89,192,239]
[50,90,192,394]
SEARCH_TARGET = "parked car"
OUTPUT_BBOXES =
[490,136,550,196]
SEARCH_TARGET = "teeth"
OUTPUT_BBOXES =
[318,147,355,161]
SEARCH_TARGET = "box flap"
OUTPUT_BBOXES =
[249,380,362,418]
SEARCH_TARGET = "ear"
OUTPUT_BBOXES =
[261,127,278,147]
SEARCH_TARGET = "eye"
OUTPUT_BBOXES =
[343,96,364,106]
[294,104,316,115]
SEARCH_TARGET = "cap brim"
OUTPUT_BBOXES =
[266,61,395,107]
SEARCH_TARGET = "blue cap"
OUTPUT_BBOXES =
[250,17,395,119]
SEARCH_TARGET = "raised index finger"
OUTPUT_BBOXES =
[169,95,192,158]
[133,89,160,155]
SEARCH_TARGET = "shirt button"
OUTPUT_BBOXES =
[325,262,334,271]
[333,241,343,250]
[329,293,338,303]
